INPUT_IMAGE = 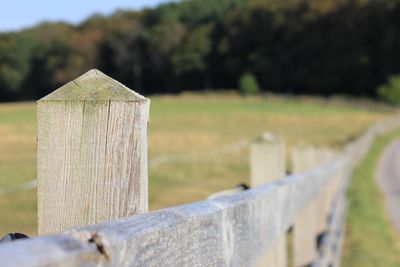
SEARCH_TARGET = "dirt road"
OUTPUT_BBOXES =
[376,139,400,233]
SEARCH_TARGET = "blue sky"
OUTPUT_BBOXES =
[0,0,175,32]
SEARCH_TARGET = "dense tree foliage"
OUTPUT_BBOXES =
[1,0,400,101]
[378,74,400,105]
[239,73,260,95]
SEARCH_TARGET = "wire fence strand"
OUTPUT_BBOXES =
[0,140,250,195]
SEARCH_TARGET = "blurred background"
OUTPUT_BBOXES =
[1,1,400,266]
[1,0,400,101]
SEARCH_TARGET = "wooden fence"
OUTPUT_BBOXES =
[1,69,400,267]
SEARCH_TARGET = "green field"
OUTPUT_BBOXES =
[342,130,400,267]
[0,93,387,236]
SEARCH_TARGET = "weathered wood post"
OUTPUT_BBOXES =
[291,144,320,267]
[37,69,150,235]
[317,149,337,234]
[251,132,287,267]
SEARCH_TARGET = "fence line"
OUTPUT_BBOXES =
[0,155,350,267]
[1,70,399,267]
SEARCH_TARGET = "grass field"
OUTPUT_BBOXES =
[0,93,387,236]
[342,130,400,267]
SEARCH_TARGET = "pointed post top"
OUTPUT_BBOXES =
[253,132,282,144]
[40,69,147,102]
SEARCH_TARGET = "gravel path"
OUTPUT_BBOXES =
[376,139,400,234]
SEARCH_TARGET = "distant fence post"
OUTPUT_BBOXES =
[317,149,338,234]
[37,69,150,235]
[251,132,287,267]
[291,144,319,267]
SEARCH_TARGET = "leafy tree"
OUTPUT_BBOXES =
[101,14,145,91]
[0,32,38,100]
[378,74,400,105]
[23,23,75,99]
[2,0,400,101]
[149,22,186,56]
[238,73,260,95]
[171,23,213,88]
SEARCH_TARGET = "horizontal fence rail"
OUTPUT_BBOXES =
[1,70,400,267]
[0,158,348,267]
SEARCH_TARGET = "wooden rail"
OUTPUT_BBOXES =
[1,69,399,267]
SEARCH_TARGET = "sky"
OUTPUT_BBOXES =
[0,0,175,32]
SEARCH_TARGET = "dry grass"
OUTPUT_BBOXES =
[0,93,387,236]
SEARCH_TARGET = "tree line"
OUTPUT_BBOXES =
[1,0,400,101]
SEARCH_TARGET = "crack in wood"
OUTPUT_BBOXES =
[88,233,109,261]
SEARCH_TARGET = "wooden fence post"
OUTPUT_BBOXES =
[317,149,337,234]
[37,69,150,235]
[291,145,332,267]
[251,132,287,267]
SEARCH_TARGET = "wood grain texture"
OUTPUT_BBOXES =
[0,234,105,267]
[40,69,147,101]
[1,158,348,267]
[72,167,339,267]
[250,132,287,267]
[37,69,150,235]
